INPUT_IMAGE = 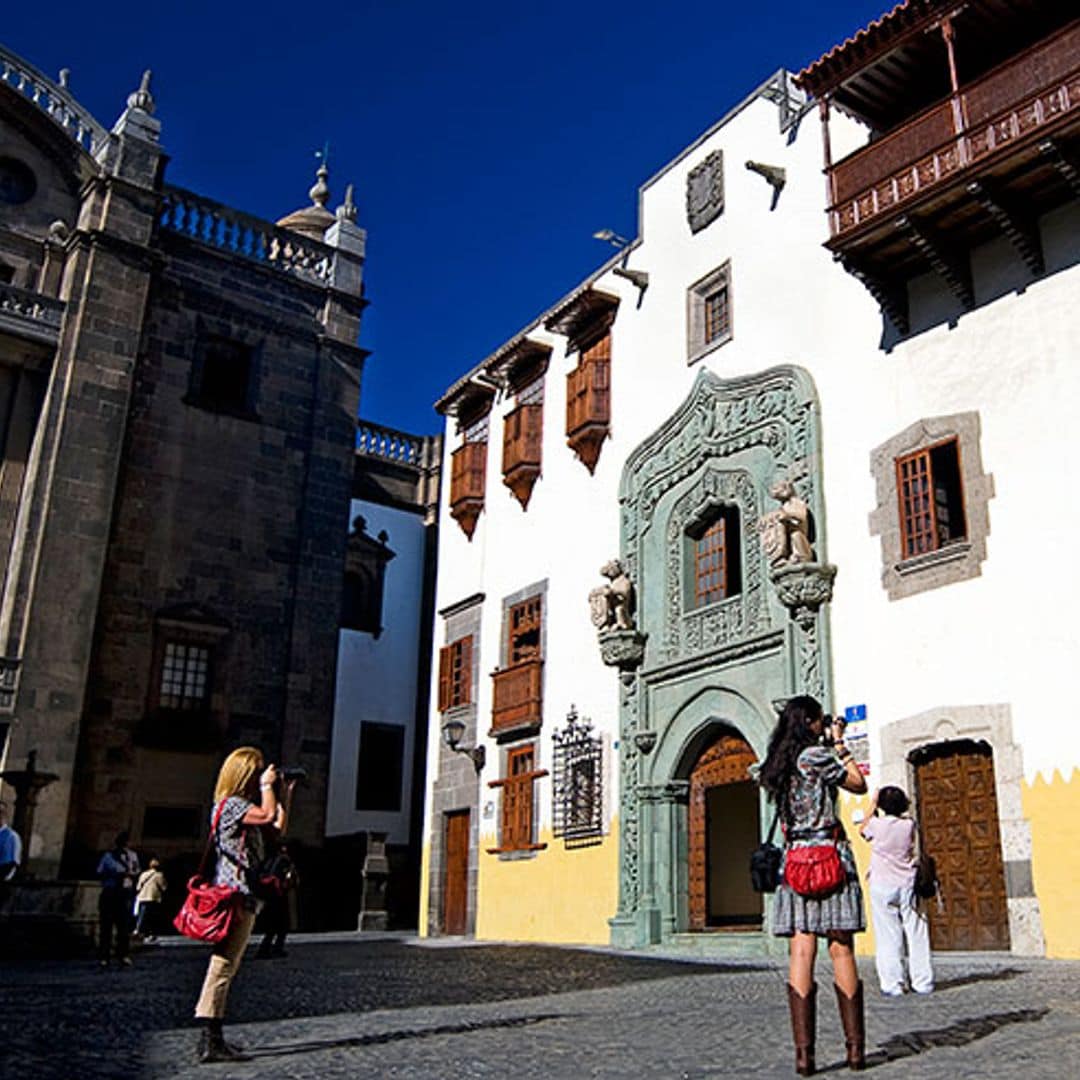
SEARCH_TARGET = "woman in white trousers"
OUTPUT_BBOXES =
[859,786,933,996]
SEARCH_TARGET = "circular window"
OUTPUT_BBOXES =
[0,157,37,206]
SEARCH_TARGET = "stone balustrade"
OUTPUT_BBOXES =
[160,186,334,286]
[0,45,108,155]
[0,283,65,345]
[356,421,427,465]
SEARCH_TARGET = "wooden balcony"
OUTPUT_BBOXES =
[501,403,543,509]
[449,441,486,539]
[490,658,543,737]
[824,19,1080,329]
[565,359,610,474]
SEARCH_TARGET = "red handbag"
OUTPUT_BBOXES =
[173,800,242,944]
[784,843,845,899]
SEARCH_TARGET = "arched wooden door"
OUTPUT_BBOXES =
[914,741,1010,951]
[688,731,760,930]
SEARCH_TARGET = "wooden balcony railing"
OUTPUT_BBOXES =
[449,441,487,539]
[490,658,543,735]
[827,20,1080,240]
[502,403,543,508]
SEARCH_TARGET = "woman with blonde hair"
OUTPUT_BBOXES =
[193,746,291,1063]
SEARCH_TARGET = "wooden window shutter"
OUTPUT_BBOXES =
[438,645,452,713]
[897,448,936,558]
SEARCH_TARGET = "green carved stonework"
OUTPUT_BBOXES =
[609,366,833,953]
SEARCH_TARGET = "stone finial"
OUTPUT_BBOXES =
[126,70,155,115]
[309,163,330,209]
[336,183,358,223]
[58,68,70,89]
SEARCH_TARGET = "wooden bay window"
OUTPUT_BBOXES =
[490,594,543,736]
[565,331,611,474]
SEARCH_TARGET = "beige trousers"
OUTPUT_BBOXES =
[194,907,256,1019]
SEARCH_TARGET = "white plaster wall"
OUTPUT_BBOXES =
[426,86,865,837]
[327,499,427,843]
[423,70,1080,861]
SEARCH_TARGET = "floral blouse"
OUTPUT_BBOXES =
[782,745,856,874]
[211,796,264,904]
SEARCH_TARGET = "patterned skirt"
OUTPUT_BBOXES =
[771,858,866,937]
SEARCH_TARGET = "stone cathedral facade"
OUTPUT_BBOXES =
[421,1,1080,960]
[0,43,366,920]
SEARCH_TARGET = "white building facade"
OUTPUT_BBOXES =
[419,0,1080,960]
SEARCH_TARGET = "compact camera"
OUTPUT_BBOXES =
[279,767,307,783]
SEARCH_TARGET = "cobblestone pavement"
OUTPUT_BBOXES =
[4,933,1079,1079]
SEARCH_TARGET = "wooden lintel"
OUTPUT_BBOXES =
[966,180,1044,277]
[895,214,973,310]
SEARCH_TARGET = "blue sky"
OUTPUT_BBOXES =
[4,1,888,434]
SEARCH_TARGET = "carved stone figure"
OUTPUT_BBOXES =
[589,559,636,631]
[759,480,814,566]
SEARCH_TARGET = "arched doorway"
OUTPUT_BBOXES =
[688,730,761,930]
[912,739,1010,951]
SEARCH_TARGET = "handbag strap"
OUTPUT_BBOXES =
[765,804,781,845]
[196,799,229,880]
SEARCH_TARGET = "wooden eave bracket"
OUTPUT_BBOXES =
[543,287,620,348]
[836,252,910,336]
[1039,138,1080,200]
[895,213,974,310]
[967,179,1044,277]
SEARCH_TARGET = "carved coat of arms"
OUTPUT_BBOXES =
[686,150,724,234]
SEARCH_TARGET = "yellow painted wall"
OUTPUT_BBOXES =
[475,820,620,944]
[418,840,431,937]
[1022,768,1080,959]
[839,792,877,957]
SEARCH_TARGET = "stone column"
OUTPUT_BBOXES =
[0,78,164,875]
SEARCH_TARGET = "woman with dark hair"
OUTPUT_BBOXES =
[859,785,933,997]
[760,695,868,1075]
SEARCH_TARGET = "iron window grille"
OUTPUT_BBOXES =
[552,706,603,848]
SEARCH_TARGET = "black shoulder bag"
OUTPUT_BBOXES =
[750,804,782,893]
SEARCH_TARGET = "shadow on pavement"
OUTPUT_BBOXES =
[865,1007,1049,1068]
[247,1013,564,1060]
[933,967,1023,992]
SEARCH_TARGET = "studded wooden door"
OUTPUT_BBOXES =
[688,731,759,930]
[915,742,1010,951]
[443,809,470,936]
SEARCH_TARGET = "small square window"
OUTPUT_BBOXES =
[896,439,967,558]
[189,335,257,416]
[688,262,733,363]
[688,506,742,607]
[158,642,211,711]
[704,287,730,344]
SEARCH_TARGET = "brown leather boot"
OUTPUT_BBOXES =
[786,982,817,1076]
[834,980,865,1070]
